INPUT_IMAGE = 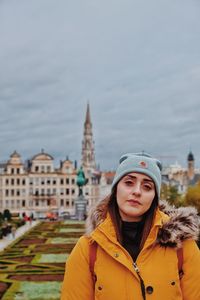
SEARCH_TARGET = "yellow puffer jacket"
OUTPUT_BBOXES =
[61,200,200,300]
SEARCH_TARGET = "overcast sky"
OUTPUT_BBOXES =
[0,0,200,170]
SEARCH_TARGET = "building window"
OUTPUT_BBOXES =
[11,200,15,208]
[35,166,39,172]
[17,178,20,185]
[17,168,20,174]
[66,200,69,206]
[66,189,69,195]
[60,179,64,185]
[11,189,15,196]
[47,199,50,206]
[72,189,75,195]
[22,179,26,185]
[85,188,89,195]
[5,179,9,185]
[17,200,20,208]
[22,200,26,207]
[66,178,69,184]
[41,166,45,173]
[11,178,15,185]
[16,190,20,196]
[71,179,75,184]
[53,180,57,185]
[36,200,39,206]
[47,166,51,173]
[60,199,64,206]
[11,168,15,174]
[5,189,9,196]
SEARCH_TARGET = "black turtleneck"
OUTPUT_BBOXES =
[121,220,144,261]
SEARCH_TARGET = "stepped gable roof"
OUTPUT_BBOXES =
[10,150,21,158]
[7,150,23,165]
[31,150,54,161]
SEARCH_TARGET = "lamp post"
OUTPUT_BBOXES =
[75,167,88,220]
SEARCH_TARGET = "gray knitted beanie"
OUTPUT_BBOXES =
[111,152,162,197]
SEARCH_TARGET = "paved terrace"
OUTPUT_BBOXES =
[0,221,40,252]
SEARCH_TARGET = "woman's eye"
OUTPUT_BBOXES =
[143,184,152,191]
[124,180,134,186]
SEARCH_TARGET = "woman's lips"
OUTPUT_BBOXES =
[127,199,141,205]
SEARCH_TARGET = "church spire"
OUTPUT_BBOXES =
[85,102,91,125]
[81,103,96,171]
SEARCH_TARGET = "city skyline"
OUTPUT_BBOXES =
[1,0,200,170]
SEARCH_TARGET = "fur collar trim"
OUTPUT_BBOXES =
[85,198,200,248]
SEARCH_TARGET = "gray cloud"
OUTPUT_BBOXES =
[0,0,200,170]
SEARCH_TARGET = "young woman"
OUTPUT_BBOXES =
[61,152,200,300]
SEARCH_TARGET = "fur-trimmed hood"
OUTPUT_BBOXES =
[86,198,200,248]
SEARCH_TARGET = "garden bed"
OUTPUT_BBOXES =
[0,282,11,299]
[8,274,64,281]
[0,220,85,299]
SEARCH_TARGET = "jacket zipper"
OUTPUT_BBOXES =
[133,262,146,300]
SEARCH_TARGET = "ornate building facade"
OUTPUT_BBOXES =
[0,104,100,218]
[162,151,200,194]
[0,150,78,218]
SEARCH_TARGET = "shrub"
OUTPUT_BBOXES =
[3,209,12,221]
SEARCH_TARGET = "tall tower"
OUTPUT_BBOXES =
[81,103,96,172]
[187,151,195,180]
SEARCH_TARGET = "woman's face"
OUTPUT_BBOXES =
[116,172,156,222]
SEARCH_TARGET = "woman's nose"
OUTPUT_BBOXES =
[131,183,141,195]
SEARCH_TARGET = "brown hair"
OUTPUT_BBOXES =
[108,185,158,250]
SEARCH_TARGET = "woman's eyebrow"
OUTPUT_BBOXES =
[124,175,136,180]
[124,175,153,183]
[143,179,154,183]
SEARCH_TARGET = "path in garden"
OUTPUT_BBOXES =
[0,220,85,300]
[0,220,40,251]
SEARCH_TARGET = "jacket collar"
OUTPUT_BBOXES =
[86,198,199,248]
